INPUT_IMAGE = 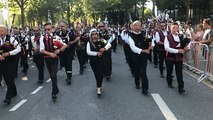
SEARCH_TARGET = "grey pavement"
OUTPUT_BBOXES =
[0,46,212,120]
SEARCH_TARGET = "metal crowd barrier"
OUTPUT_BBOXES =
[207,45,213,78]
[183,42,209,83]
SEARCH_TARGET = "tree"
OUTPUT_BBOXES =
[12,0,30,28]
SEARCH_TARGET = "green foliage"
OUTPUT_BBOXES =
[10,0,212,27]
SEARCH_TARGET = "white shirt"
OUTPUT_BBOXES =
[151,34,156,47]
[120,31,130,45]
[39,33,64,52]
[108,33,115,43]
[185,28,192,39]
[31,35,41,49]
[86,40,111,56]
[128,31,143,54]
[155,30,168,43]
[0,36,21,56]
[21,34,29,49]
[164,34,181,53]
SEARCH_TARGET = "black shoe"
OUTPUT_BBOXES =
[179,88,186,94]
[14,74,18,78]
[3,98,11,105]
[11,93,17,98]
[83,65,86,69]
[59,66,63,70]
[135,86,141,89]
[106,76,111,81]
[22,69,27,73]
[80,70,83,75]
[132,74,135,78]
[160,74,164,78]
[52,94,57,101]
[142,90,149,96]
[66,78,71,85]
[168,84,174,88]
[37,80,43,84]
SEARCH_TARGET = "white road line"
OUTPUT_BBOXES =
[9,99,28,112]
[46,78,51,83]
[31,86,43,94]
[151,93,177,120]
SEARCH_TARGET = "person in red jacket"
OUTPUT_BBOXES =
[164,22,190,94]
[40,23,67,101]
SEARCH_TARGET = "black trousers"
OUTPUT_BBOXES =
[123,43,134,75]
[45,58,59,94]
[90,58,105,87]
[60,48,74,79]
[158,50,166,74]
[111,38,117,52]
[33,53,44,81]
[0,60,17,99]
[76,49,86,72]
[132,54,149,91]
[21,48,29,73]
[153,46,158,66]
[166,60,184,89]
[103,50,112,77]
[14,54,20,78]
[0,70,2,84]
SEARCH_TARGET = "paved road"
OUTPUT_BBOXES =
[0,46,212,120]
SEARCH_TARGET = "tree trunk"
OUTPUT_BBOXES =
[135,2,137,19]
[186,0,190,21]
[67,2,71,27]
[21,6,25,28]
[62,13,64,20]
[142,2,145,20]
[152,0,155,17]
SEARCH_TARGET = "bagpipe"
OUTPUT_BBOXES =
[180,37,191,49]
[53,39,63,49]
[90,39,107,51]
[77,32,89,48]
[144,31,152,49]
[0,41,15,54]
[44,35,63,50]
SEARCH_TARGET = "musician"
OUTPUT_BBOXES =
[86,28,111,96]
[156,22,170,78]
[0,25,21,104]
[20,29,29,74]
[120,23,135,76]
[76,26,89,74]
[129,20,151,96]
[31,26,44,84]
[164,22,190,94]
[110,25,118,52]
[0,72,2,86]
[98,22,113,81]
[57,21,79,85]
[40,23,67,100]
[12,27,22,78]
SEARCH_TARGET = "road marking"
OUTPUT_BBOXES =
[151,93,177,120]
[46,78,51,83]
[31,86,43,94]
[9,99,28,112]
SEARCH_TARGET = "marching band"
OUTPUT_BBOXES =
[0,14,212,104]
